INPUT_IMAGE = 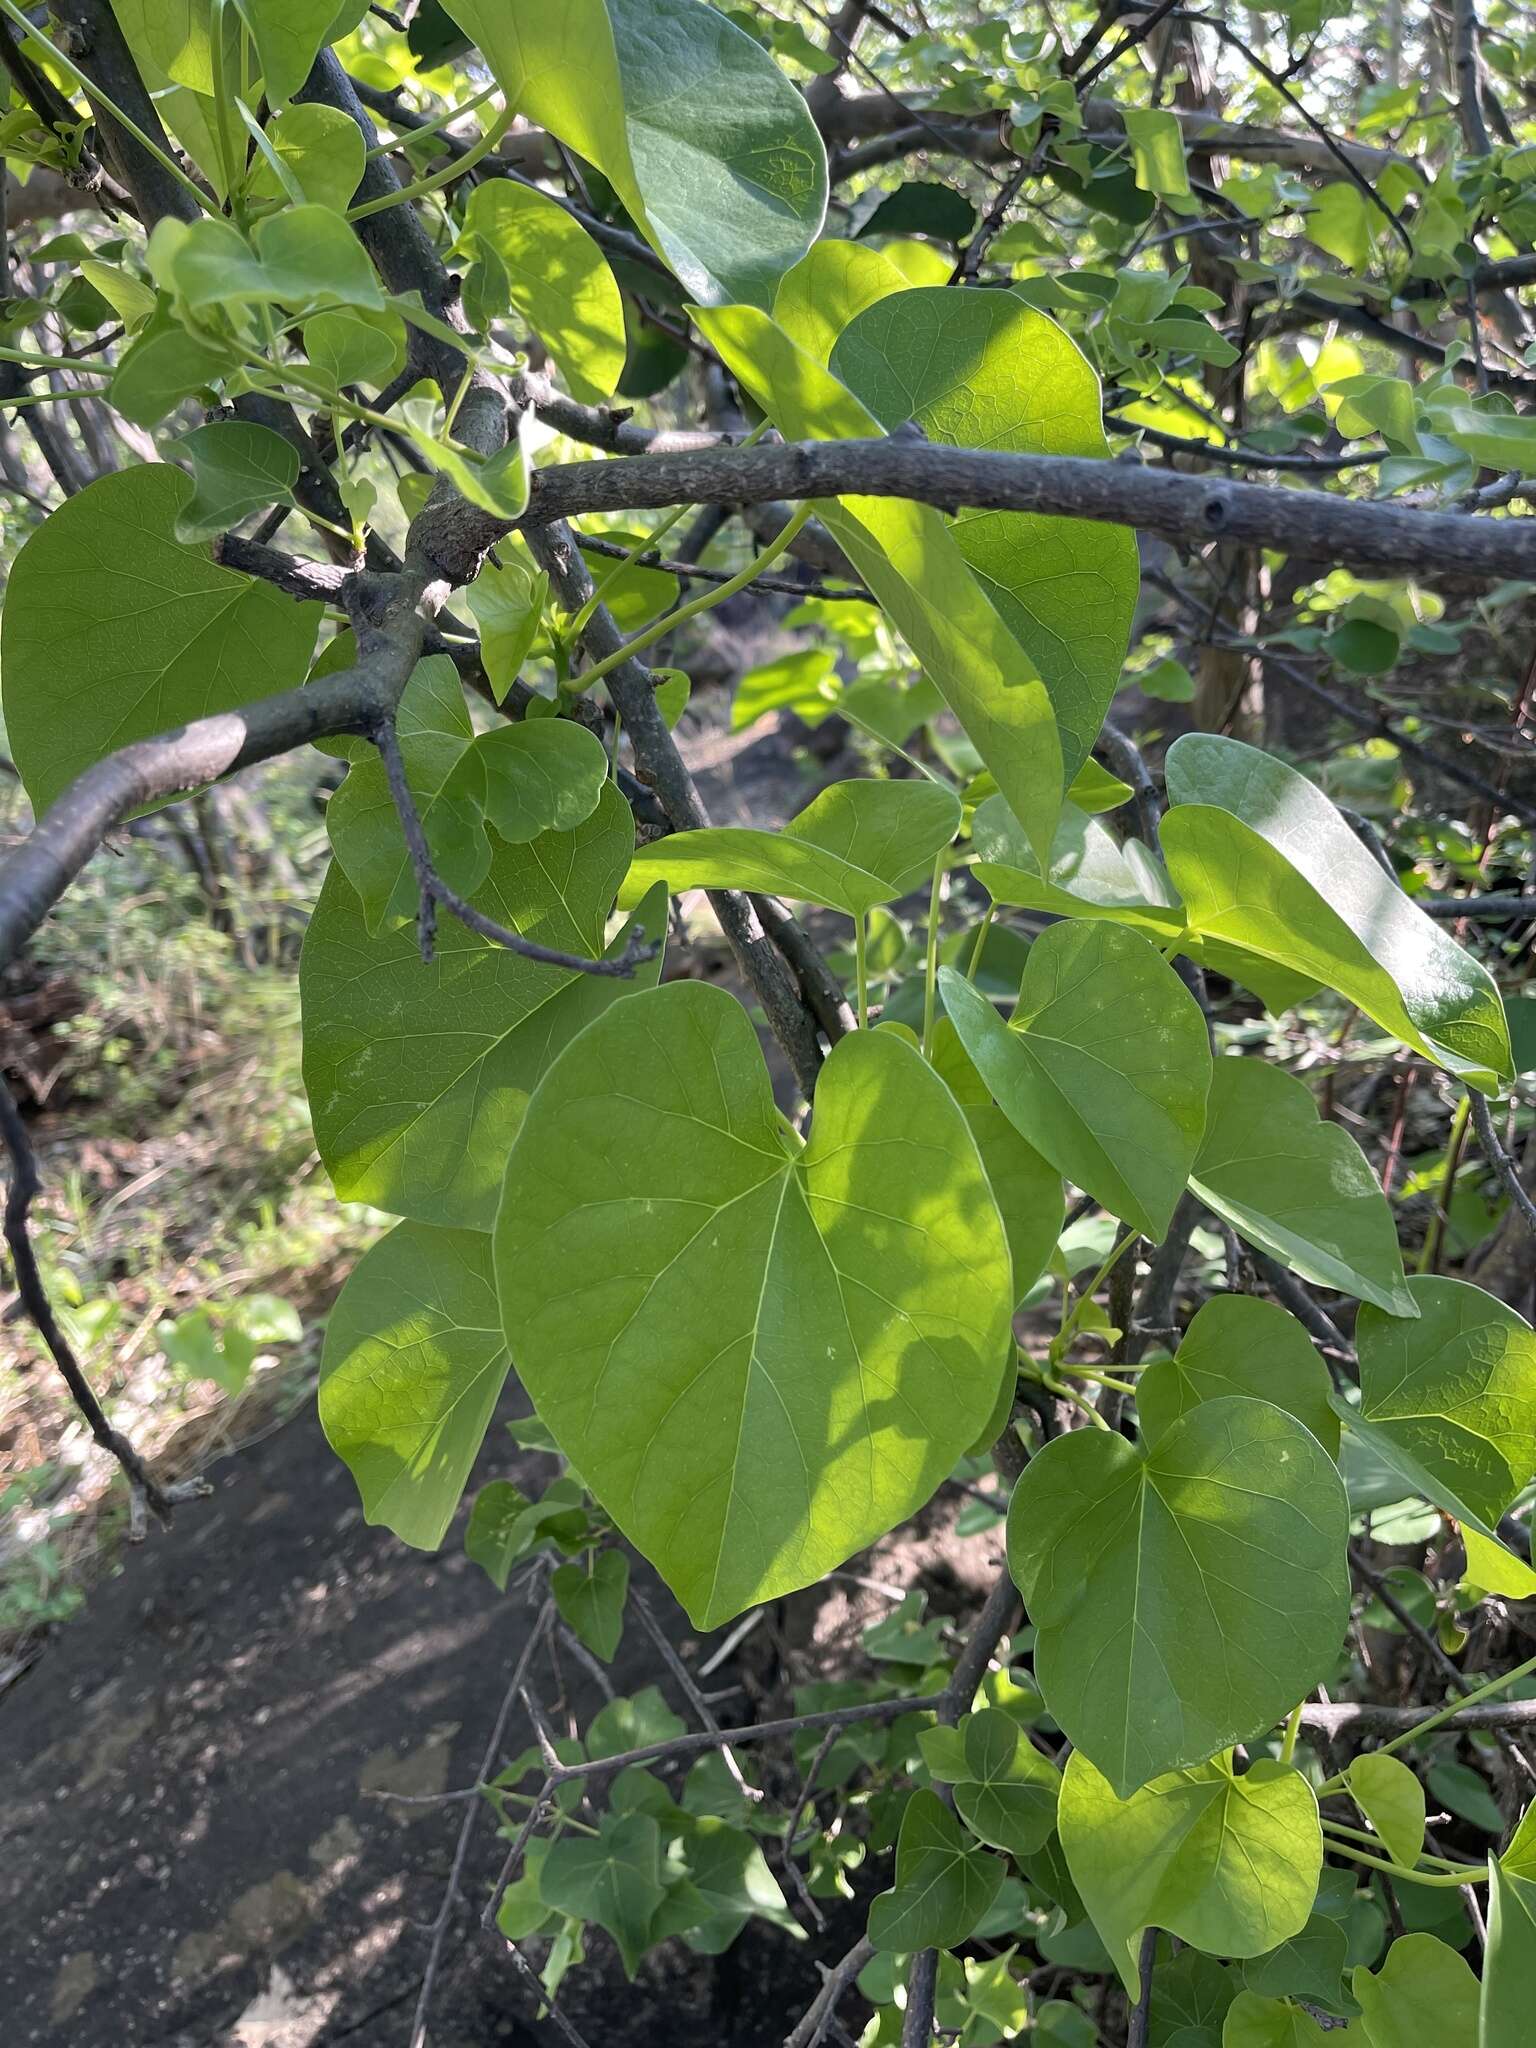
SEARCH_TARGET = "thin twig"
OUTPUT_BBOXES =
[1469,1092,1536,1242]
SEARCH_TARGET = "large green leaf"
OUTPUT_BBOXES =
[1137,1295,1339,1457]
[1189,1058,1414,1316]
[439,0,826,306]
[773,238,910,365]
[1,465,320,815]
[320,1221,510,1547]
[1485,1814,1536,2048]
[1163,736,1511,1090]
[1354,1277,1536,1528]
[695,305,1063,864]
[459,180,625,404]
[495,980,1012,1628]
[937,920,1211,1242]
[831,288,1137,782]
[1059,1749,1322,1998]
[867,1788,1006,1952]
[624,777,961,918]
[302,784,667,1228]
[1008,1397,1350,1795]
[1352,1933,1478,2047]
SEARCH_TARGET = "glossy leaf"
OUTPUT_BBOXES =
[1355,1277,1536,1528]
[460,180,625,403]
[1008,1397,1351,1794]
[320,1222,510,1548]
[832,287,1138,781]
[1352,1933,1478,2047]
[303,784,667,1228]
[867,1788,1006,1952]
[1137,1294,1339,1457]
[1,465,320,815]
[695,304,1064,863]
[1164,736,1511,1090]
[937,919,1211,1242]
[552,1550,630,1662]
[1190,1058,1415,1316]
[441,0,826,306]
[495,980,1013,1628]
[1058,1749,1322,1996]
[624,776,961,918]
[1346,1754,1425,1871]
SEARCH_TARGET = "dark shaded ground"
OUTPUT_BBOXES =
[0,1400,847,2048]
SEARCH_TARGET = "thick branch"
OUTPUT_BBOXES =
[518,441,1536,587]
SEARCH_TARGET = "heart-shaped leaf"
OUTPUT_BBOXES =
[1008,1397,1350,1794]
[1346,1753,1425,1871]
[495,980,1012,1627]
[174,419,299,541]
[320,1221,510,1547]
[1137,1294,1339,1457]
[624,777,962,917]
[867,1788,1006,1951]
[1163,736,1511,1090]
[540,1813,669,1977]
[553,1550,630,1663]
[954,1708,1061,1857]
[1190,1057,1415,1316]
[1351,1933,1478,2047]
[1058,1749,1321,1996]
[937,920,1211,1242]
[303,783,667,1228]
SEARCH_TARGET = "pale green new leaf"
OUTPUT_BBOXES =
[1352,1933,1478,2048]
[439,0,826,306]
[460,180,624,403]
[1164,736,1511,1090]
[552,1550,630,1663]
[624,777,961,918]
[1137,1294,1339,1457]
[1354,1277,1536,1528]
[773,237,909,364]
[1059,1749,1321,1997]
[1,465,320,815]
[1008,1397,1350,1794]
[831,287,1137,781]
[1346,1754,1425,1872]
[1189,1058,1415,1316]
[302,784,666,1228]
[256,103,366,211]
[495,981,1013,1628]
[320,1221,510,1548]
[867,1788,1006,1952]
[937,919,1211,1242]
[174,419,300,542]
[695,304,1063,863]
[242,0,338,104]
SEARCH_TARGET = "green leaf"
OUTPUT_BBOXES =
[1059,1749,1321,1997]
[440,0,827,307]
[303,308,402,390]
[1188,1058,1414,1316]
[150,204,383,312]
[830,287,1137,785]
[963,1102,1063,1308]
[255,102,366,211]
[320,1221,510,1548]
[695,303,1063,864]
[302,784,667,1228]
[540,1813,668,1977]
[465,542,548,701]
[1307,182,1373,269]
[1346,1754,1425,1871]
[669,1815,801,1952]
[624,777,961,918]
[495,980,1013,1628]
[447,720,611,847]
[1068,758,1134,814]
[1355,1277,1536,1529]
[1429,1762,1505,1835]
[1436,403,1536,476]
[1221,1991,1330,2047]
[1,465,320,816]
[730,646,839,731]
[1484,1853,1536,2048]
[464,1479,534,1590]
[588,1685,686,1759]
[552,1550,630,1662]
[243,0,339,105]
[953,1708,1061,1857]
[1240,1914,1355,2014]
[110,320,236,426]
[460,180,624,404]
[867,1788,1006,1952]
[1351,1933,1478,2047]
[1125,108,1191,196]
[937,920,1211,1241]
[1008,1397,1350,1795]
[1137,1295,1339,1457]
[174,419,300,542]
[773,237,909,366]
[1163,736,1512,1090]
[1150,1947,1237,2047]
[971,792,1185,943]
